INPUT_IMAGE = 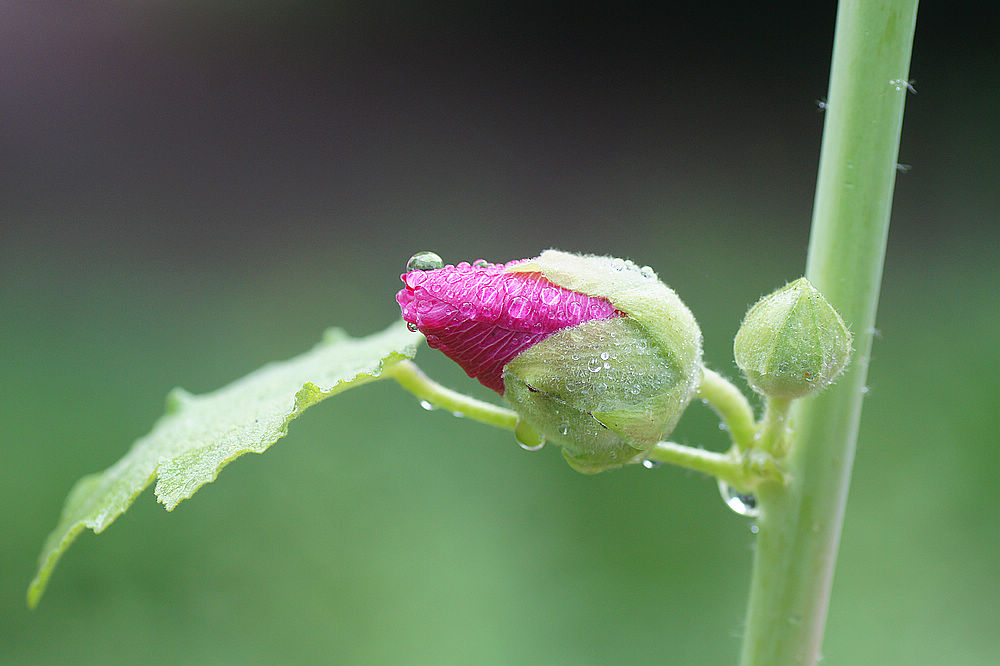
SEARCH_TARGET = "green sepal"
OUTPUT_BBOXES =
[503,251,703,472]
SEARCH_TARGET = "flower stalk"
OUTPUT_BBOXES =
[737,1,919,664]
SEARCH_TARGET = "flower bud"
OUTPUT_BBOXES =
[734,278,852,400]
[397,250,703,473]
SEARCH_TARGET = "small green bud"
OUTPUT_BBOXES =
[501,251,703,473]
[734,278,852,400]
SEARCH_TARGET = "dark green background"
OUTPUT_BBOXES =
[3,3,997,664]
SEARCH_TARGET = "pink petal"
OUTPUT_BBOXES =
[397,259,621,394]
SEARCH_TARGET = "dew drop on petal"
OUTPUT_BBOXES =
[477,285,499,305]
[406,251,444,272]
[459,302,476,317]
[540,286,560,306]
[508,296,530,319]
[405,271,427,288]
[406,322,419,332]
[472,259,489,268]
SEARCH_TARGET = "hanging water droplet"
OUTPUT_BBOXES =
[419,400,436,411]
[406,251,444,272]
[406,322,419,332]
[718,480,760,517]
[514,419,546,451]
[641,459,661,469]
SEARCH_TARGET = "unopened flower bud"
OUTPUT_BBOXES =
[397,249,703,473]
[734,278,852,400]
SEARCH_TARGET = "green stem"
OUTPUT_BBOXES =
[386,360,519,431]
[389,361,780,488]
[758,397,793,457]
[697,368,757,450]
[644,442,745,488]
[738,2,918,665]
[645,442,784,491]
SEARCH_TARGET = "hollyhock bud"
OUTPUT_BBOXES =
[734,278,852,400]
[397,249,703,473]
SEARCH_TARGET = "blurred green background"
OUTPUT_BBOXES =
[2,2,997,664]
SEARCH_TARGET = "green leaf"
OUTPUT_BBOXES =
[28,320,422,608]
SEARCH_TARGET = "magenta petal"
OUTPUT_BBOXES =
[397,259,620,394]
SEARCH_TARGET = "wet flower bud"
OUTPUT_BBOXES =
[734,278,852,400]
[397,249,703,473]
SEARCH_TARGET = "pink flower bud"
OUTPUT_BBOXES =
[397,257,621,393]
[397,250,704,474]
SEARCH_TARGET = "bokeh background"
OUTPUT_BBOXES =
[3,2,997,664]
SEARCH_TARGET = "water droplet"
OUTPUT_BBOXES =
[472,259,489,268]
[514,420,546,451]
[419,400,435,411]
[600,351,610,361]
[477,285,501,316]
[558,422,569,436]
[459,302,475,317]
[508,296,530,319]
[749,524,759,534]
[640,265,656,278]
[540,286,560,306]
[406,251,444,272]
[404,271,426,287]
[588,358,603,372]
[567,301,583,318]
[641,459,661,469]
[602,362,611,370]
[406,322,419,332]
[718,480,759,517]
[503,278,525,296]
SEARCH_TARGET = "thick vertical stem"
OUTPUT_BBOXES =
[738,2,918,665]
